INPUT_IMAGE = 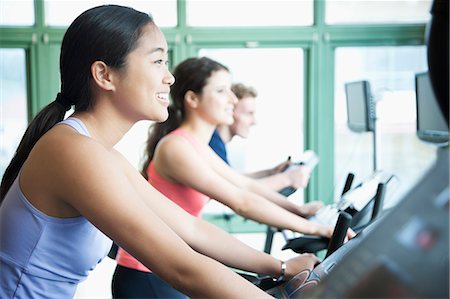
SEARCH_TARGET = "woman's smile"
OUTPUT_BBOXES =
[156,92,170,107]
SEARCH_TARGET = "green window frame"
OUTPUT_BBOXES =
[0,0,427,232]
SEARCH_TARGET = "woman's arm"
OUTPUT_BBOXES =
[118,148,319,279]
[208,152,354,239]
[155,136,333,238]
[47,137,272,299]
[254,165,311,192]
[206,146,325,217]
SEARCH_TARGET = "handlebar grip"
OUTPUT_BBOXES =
[371,183,386,221]
[325,211,352,258]
[341,172,355,196]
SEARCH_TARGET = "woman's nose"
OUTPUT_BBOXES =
[165,71,175,86]
[230,91,238,104]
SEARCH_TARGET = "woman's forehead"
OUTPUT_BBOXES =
[137,23,168,53]
[206,69,231,85]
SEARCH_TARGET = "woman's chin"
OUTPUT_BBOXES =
[224,117,234,125]
[151,111,169,123]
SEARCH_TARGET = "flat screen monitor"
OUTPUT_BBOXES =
[415,72,449,144]
[345,81,374,133]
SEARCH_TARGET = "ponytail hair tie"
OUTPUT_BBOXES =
[55,92,72,111]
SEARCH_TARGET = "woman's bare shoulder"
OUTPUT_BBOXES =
[40,124,111,158]
[18,124,120,217]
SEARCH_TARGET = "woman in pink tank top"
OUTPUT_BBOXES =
[113,57,351,298]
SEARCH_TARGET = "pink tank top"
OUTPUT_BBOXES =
[116,128,210,272]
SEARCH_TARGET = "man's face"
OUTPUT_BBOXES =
[229,96,257,138]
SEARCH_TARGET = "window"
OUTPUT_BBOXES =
[199,47,305,201]
[326,0,432,24]
[187,0,313,27]
[45,0,177,27]
[0,0,34,26]
[0,49,28,176]
[334,46,432,207]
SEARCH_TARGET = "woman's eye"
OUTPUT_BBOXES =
[155,60,170,67]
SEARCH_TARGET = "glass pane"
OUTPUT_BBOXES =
[326,0,432,24]
[187,0,313,27]
[45,0,177,27]
[0,49,28,177]
[0,0,34,26]
[199,48,305,207]
[334,46,430,208]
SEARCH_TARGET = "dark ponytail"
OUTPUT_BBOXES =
[141,57,229,179]
[0,5,153,202]
[0,101,67,200]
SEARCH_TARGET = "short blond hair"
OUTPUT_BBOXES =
[231,83,257,100]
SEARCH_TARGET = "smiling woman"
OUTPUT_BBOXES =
[0,5,302,299]
[111,56,334,298]
[109,25,174,123]
[0,4,321,299]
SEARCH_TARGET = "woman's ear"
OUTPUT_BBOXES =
[184,90,199,109]
[91,61,115,92]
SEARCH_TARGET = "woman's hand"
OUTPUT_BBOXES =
[299,201,324,217]
[345,228,357,240]
[286,166,311,189]
[317,225,356,240]
[272,158,292,174]
[284,253,320,281]
[317,225,335,238]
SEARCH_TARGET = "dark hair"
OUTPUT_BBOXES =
[141,57,229,178]
[427,0,449,124]
[0,5,154,201]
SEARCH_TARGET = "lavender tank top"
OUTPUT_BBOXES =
[0,117,112,298]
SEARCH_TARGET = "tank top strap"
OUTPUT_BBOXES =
[57,117,91,137]
[170,128,203,152]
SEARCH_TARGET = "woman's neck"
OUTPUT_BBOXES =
[179,119,216,144]
[215,125,233,143]
[72,109,133,149]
